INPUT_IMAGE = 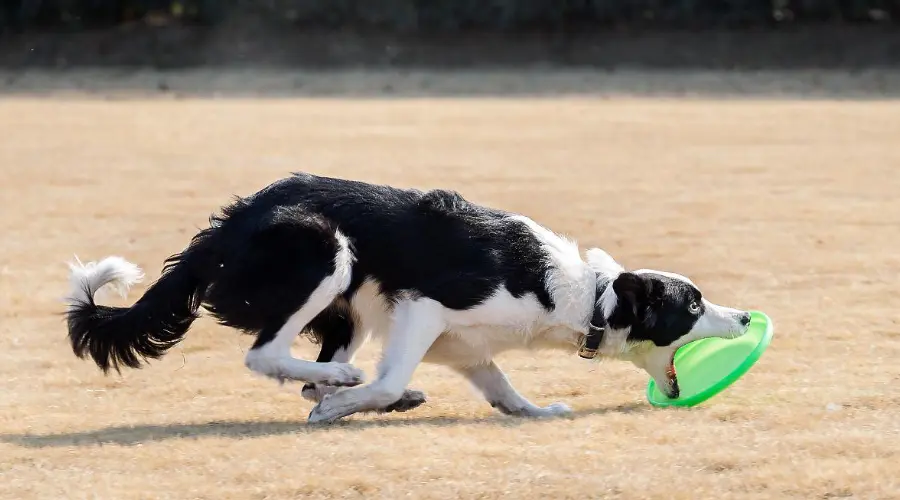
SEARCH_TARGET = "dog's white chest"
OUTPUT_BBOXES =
[428,288,564,365]
[349,281,561,365]
[436,324,550,360]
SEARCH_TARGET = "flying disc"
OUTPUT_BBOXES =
[646,310,773,408]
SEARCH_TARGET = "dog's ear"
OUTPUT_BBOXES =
[611,272,650,323]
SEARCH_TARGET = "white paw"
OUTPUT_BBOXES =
[320,362,365,387]
[495,400,573,418]
[542,402,573,416]
[307,394,346,425]
[307,394,332,424]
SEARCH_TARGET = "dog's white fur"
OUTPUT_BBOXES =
[305,216,747,423]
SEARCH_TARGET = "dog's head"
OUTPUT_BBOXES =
[588,252,750,399]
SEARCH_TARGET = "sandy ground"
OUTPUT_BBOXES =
[1,87,899,499]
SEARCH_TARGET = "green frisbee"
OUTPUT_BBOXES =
[646,310,773,408]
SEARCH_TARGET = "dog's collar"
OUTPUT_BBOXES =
[577,275,610,360]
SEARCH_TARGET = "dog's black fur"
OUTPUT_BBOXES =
[68,172,554,373]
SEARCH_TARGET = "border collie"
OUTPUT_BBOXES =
[65,172,751,423]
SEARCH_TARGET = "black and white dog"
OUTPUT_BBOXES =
[65,173,751,423]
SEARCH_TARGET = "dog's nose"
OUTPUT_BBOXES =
[739,312,751,326]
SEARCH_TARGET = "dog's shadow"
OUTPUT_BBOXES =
[1,403,648,448]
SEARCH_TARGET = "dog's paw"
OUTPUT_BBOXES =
[301,383,339,402]
[379,389,427,413]
[493,400,573,418]
[307,405,334,425]
[301,383,318,402]
[320,362,365,387]
[541,402,573,416]
[307,394,334,424]
[307,393,353,425]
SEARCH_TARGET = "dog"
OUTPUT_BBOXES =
[65,172,751,423]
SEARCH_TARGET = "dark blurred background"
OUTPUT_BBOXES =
[1,0,898,69]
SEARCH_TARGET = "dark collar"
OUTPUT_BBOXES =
[577,274,610,360]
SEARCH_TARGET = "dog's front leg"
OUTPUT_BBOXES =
[456,361,572,418]
[301,332,427,412]
[307,299,445,424]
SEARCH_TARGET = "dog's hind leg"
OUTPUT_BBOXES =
[455,361,572,418]
[299,304,369,402]
[230,219,364,387]
[245,299,364,387]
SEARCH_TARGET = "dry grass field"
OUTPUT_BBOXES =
[1,92,899,499]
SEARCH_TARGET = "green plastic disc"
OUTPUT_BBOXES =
[646,310,773,408]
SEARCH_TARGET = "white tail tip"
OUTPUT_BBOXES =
[66,256,144,305]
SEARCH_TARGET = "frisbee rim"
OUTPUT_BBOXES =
[646,310,773,408]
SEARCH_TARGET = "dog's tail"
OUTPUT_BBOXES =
[65,234,216,374]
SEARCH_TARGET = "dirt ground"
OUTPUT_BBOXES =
[1,81,899,499]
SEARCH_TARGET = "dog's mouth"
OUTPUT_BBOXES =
[665,353,680,399]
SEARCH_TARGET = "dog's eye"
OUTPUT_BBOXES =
[688,301,701,314]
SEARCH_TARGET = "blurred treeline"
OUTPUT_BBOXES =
[2,0,898,32]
